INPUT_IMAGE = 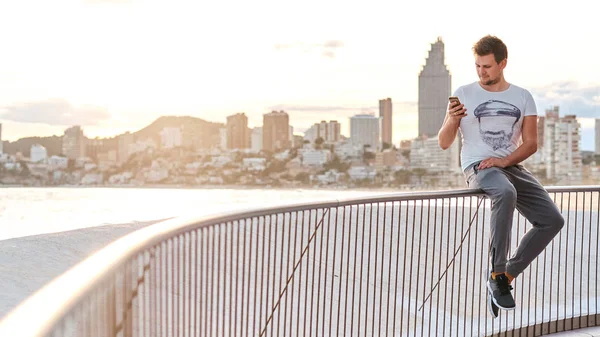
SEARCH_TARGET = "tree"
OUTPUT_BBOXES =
[314,137,325,149]
[412,168,427,185]
[66,159,76,173]
[394,170,411,185]
[324,155,350,172]
[362,145,375,164]
[295,172,310,184]
[18,161,31,177]
[261,159,286,176]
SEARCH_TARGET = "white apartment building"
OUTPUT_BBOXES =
[300,149,331,167]
[350,114,380,150]
[48,156,69,170]
[545,115,582,182]
[348,166,377,181]
[30,144,48,163]
[334,141,362,159]
[410,136,461,173]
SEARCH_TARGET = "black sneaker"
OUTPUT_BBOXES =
[487,274,515,310]
[487,292,499,318]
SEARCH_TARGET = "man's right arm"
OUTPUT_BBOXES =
[438,102,466,150]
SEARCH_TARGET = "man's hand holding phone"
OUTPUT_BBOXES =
[447,96,467,118]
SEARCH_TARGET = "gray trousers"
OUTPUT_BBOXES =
[464,163,564,278]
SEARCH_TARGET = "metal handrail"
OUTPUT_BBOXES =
[0,186,598,336]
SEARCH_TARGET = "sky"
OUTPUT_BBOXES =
[0,0,598,149]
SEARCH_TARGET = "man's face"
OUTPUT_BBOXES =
[475,54,506,86]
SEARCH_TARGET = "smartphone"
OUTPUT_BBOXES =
[448,96,461,107]
[448,96,465,115]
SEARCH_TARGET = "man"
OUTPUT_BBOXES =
[437,35,564,317]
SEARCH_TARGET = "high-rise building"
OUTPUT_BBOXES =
[62,126,86,160]
[251,127,263,152]
[526,106,560,168]
[418,37,452,138]
[327,121,341,143]
[263,111,290,151]
[545,114,582,182]
[226,113,250,149]
[350,114,380,150]
[304,120,341,144]
[592,118,600,155]
[379,98,392,145]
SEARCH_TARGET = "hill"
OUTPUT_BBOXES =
[133,115,224,149]
[1,115,225,157]
[2,136,63,157]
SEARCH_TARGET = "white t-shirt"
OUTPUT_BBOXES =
[454,82,537,171]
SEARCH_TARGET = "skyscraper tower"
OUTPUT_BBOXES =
[263,111,290,151]
[418,37,451,138]
[226,113,250,149]
[379,98,392,146]
[62,125,86,160]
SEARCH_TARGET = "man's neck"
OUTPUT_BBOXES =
[479,77,510,92]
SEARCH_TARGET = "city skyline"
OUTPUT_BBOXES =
[0,0,598,149]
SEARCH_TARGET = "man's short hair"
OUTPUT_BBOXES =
[473,35,508,64]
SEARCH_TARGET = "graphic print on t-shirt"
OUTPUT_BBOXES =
[473,100,522,151]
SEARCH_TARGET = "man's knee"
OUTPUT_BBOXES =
[490,184,517,205]
[540,206,564,232]
[552,213,565,232]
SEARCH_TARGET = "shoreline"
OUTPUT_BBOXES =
[0,183,430,192]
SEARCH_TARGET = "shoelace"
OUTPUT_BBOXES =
[496,277,513,295]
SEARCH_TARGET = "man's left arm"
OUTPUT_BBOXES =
[478,115,538,170]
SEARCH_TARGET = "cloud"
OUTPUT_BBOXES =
[0,99,111,126]
[531,81,600,118]
[274,40,345,58]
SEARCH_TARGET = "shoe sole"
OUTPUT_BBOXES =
[487,281,516,310]
[487,294,499,318]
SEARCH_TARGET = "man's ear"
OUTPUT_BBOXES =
[499,58,507,70]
